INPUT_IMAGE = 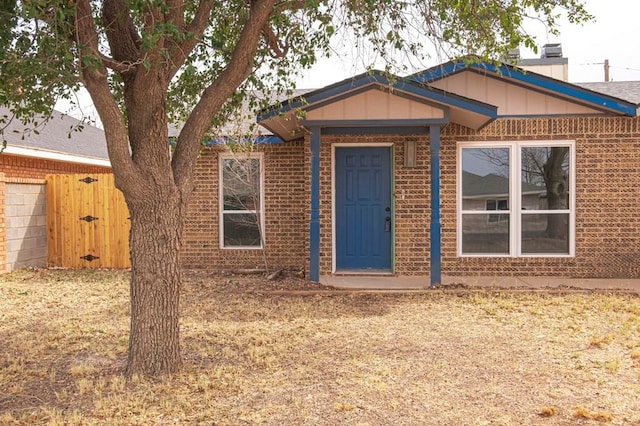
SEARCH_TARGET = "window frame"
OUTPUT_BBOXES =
[218,152,265,249]
[457,140,575,258]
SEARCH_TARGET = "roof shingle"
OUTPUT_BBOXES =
[1,106,108,161]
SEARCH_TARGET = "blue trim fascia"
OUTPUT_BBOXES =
[495,113,622,119]
[413,60,637,117]
[253,135,285,144]
[429,125,442,287]
[259,69,497,122]
[303,118,449,128]
[258,71,391,121]
[309,126,321,283]
[203,135,284,145]
[321,126,430,136]
[301,115,450,136]
[412,60,471,83]
[303,85,455,117]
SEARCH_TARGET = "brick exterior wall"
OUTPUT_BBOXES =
[441,116,640,278]
[0,154,111,179]
[182,143,307,273]
[182,116,640,279]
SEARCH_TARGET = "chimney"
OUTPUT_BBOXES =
[516,43,569,81]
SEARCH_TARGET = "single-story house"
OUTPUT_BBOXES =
[181,47,640,285]
[0,107,110,272]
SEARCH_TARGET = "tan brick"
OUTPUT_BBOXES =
[176,116,640,279]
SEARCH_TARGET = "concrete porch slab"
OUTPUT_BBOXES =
[321,275,640,292]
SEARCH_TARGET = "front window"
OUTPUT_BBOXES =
[219,153,264,248]
[458,141,574,257]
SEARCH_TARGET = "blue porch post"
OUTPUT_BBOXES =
[429,126,442,286]
[309,126,321,282]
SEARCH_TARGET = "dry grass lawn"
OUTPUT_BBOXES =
[1,269,640,425]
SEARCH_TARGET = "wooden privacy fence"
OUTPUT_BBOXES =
[46,174,131,268]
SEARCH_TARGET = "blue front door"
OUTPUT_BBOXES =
[335,147,392,271]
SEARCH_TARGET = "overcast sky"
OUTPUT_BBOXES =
[57,0,640,122]
[297,0,640,86]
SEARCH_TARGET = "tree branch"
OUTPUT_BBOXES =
[143,2,164,50]
[165,0,215,79]
[262,23,288,57]
[274,0,307,13]
[102,0,142,65]
[171,0,277,191]
[185,0,216,41]
[97,51,143,74]
[166,0,186,31]
[75,0,141,196]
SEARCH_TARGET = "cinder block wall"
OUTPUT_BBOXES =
[4,181,47,272]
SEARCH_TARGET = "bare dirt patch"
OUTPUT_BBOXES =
[1,269,639,425]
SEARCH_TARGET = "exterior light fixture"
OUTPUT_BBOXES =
[404,140,417,167]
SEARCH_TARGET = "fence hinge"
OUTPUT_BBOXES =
[79,215,99,222]
[79,176,98,184]
[79,215,99,223]
[80,254,100,262]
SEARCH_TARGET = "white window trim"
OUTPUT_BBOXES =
[457,140,575,258]
[219,152,265,249]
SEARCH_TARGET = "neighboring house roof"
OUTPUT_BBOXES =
[1,106,110,167]
[462,171,546,198]
[577,81,640,105]
[168,89,313,142]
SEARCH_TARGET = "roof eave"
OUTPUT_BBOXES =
[259,71,498,139]
[413,59,638,117]
[3,145,111,167]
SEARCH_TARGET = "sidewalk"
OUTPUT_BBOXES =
[321,275,640,292]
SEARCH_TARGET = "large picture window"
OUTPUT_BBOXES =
[458,141,574,257]
[219,153,264,248]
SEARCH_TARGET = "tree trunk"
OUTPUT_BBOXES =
[124,187,186,377]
